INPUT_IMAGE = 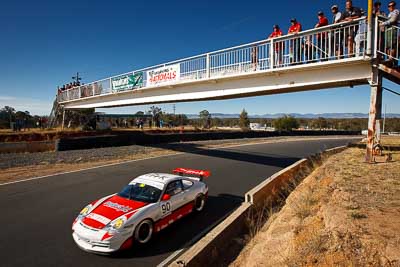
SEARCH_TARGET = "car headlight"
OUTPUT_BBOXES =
[78,204,92,218]
[104,217,127,233]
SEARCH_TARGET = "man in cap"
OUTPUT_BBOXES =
[268,25,284,66]
[381,1,400,65]
[331,5,344,58]
[314,11,329,61]
[288,18,302,64]
[343,0,362,56]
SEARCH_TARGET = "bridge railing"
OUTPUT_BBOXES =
[58,18,367,104]
[376,16,400,63]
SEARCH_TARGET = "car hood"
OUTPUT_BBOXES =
[82,195,148,229]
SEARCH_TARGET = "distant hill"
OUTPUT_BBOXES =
[186,113,400,119]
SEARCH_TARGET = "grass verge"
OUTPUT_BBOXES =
[231,146,400,267]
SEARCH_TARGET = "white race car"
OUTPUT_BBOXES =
[72,168,209,254]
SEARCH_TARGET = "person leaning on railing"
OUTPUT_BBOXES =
[380,1,400,65]
[268,25,284,66]
[288,18,302,64]
[315,11,329,61]
[331,5,345,58]
[342,0,362,57]
[374,1,387,58]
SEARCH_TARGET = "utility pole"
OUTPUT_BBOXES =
[72,72,82,85]
[383,104,387,133]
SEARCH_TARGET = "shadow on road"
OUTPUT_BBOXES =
[149,142,301,168]
[111,193,244,259]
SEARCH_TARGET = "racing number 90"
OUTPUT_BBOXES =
[161,202,171,214]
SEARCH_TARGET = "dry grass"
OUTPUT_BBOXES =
[382,135,400,146]
[231,143,400,267]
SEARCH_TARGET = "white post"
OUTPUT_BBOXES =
[374,15,379,58]
[206,53,210,78]
[270,39,274,69]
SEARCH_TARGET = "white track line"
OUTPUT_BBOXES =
[0,136,360,187]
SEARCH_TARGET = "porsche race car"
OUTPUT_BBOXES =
[72,168,209,254]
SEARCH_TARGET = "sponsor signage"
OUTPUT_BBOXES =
[146,64,180,87]
[112,72,143,92]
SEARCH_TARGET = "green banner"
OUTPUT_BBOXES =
[112,72,143,92]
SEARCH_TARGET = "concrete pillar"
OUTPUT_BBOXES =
[366,67,383,163]
[61,108,66,130]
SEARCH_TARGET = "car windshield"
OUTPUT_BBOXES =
[117,183,162,203]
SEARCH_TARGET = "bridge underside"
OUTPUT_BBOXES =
[63,59,372,109]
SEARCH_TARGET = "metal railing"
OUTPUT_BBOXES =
[58,18,368,103]
[376,16,400,63]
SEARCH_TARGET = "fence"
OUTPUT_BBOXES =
[58,18,368,103]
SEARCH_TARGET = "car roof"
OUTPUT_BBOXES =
[129,173,183,189]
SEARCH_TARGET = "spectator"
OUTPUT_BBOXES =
[374,1,387,56]
[343,0,362,56]
[315,11,329,61]
[251,45,258,71]
[331,5,345,58]
[374,1,386,17]
[268,25,284,66]
[381,1,400,65]
[288,18,302,64]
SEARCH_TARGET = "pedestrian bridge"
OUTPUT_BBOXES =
[57,17,399,109]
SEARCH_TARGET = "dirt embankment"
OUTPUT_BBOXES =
[232,148,400,267]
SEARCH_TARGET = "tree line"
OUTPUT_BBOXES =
[2,105,399,132]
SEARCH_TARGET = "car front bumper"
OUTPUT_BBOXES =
[72,221,132,254]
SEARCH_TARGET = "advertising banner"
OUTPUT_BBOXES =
[112,72,143,92]
[146,64,180,87]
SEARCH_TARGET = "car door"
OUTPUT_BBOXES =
[160,180,185,218]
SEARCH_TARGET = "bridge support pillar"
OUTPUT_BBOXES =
[366,67,382,163]
[61,107,66,130]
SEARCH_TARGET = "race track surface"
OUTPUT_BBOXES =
[0,137,359,267]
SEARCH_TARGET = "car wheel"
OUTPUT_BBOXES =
[194,194,206,212]
[134,219,153,244]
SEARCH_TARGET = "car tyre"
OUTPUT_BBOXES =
[194,194,206,212]
[134,219,153,244]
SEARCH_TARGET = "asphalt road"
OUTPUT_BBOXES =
[0,137,360,267]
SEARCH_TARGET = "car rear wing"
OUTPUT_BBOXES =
[173,168,211,182]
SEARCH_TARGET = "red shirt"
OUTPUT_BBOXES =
[316,16,329,39]
[269,29,284,51]
[288,22,302,34]
[269,29,283,38]
[317,16,329,27]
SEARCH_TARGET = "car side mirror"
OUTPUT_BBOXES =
[162,194,171,201]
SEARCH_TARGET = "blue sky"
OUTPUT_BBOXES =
[0,0,398,115]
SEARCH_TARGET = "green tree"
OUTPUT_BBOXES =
[149,106,162,127]
[274,115,299,132]
[239,109,250,130]
[3,106,15,127]
[199,110,211,128]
